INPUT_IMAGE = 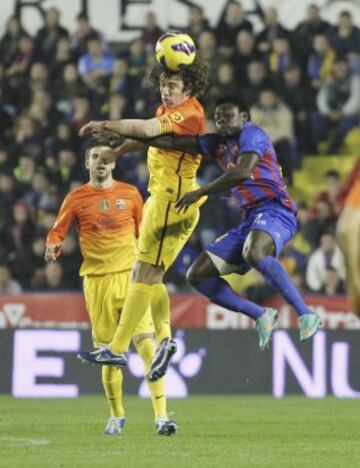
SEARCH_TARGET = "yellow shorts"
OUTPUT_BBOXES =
[137,195,200,271]
[83,271,154,347]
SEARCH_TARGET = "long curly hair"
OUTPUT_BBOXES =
[150,53,209,97]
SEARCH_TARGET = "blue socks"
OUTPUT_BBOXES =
[256,256,310,316]
[195,277,264,321]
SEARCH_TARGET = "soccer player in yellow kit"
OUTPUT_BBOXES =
[78,58,209,381]
[45,140,177,436]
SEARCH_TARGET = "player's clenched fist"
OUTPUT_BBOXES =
[44,244,62,262]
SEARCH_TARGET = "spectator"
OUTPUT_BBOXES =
[251,89,295,184]
[34,7,69,62]
[321,267,345,295]
[55,63,88,113]
[141,11,163,51]
[49,37,75,80]
[232,30,261,82]
[216,1,253,56]
[257,7,289,54]
[294,201,317,253]
[311,170,342,219]
[102,93,129,120]
[269,35,295,78]
[316,59,360,153]
[329,11,360,60]
[13,154,36,188]
[126,37,147,78]
[307,34,336,90]
[185,5,210,44]
[43,262,69,291]
[13,114,43,161]
[4,35,34,79]
[197,30,223,83]
[280,64,316,154]
[207,63,239,113]
[71,13,103,58]
[0,16,28,67]
[108,58,135,102]
[68,94,93,132]
[241,60,273,107]
[78,35,114,88]
[0,264,22,294]
[295,4,330,64]
[24,171,58,216]
[306,232,345,292]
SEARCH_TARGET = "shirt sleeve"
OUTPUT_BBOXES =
[197,133,219,157]
[156,105,203,136]
[132,189,144,238]
[239,127,269,159]
[46,194,75,246]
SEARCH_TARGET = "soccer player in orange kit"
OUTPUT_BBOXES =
[45,140,177,436]
[337,173,360,317]
[77,56,209,382]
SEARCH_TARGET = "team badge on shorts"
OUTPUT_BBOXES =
[116,199,126,209]
[100,200,110,211]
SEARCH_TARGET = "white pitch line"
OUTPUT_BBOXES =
[0,436,49,447]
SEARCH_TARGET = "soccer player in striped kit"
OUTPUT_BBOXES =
[120,97,321,350]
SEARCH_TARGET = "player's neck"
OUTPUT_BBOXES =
[90,176,114,190]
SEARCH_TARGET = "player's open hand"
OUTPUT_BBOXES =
[44,244,62,262]
[175,190,202,213]
[79,121,106,137]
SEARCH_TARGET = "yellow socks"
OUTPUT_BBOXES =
[110,283,152,354]
[102,365,125,418]
[135,337,167,420]
[151,283,172,343]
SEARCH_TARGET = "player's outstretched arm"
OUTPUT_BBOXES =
[175,152,260,213]
[132,135,200,156]
[79,118,163,139]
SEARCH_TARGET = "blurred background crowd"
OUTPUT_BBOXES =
[0,2,359,296]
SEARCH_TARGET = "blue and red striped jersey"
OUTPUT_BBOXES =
[198,122,297,213]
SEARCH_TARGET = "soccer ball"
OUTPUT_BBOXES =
[155,32,196,71]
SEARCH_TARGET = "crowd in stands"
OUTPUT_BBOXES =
[0,3,359,296]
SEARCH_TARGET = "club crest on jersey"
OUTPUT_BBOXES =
[100,200,110,211]
[170,111,184,123]
[115,199,126,209]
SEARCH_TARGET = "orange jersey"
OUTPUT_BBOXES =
[46,181,143,276]
[345,176,360,207]
[147,96,205,201]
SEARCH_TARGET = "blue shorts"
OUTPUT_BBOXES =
[206,200,297,275]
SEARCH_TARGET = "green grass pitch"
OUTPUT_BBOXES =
[0,395,359,467]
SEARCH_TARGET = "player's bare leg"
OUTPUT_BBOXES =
[337,206,360,316]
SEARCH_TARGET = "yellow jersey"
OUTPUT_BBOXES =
[148,96,205,201]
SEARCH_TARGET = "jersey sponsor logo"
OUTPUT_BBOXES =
[170,111,185,123]
[115,199,126,209]
[100,200,110,211]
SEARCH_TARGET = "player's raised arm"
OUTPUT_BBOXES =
[44,194,75,262]
[79,117,163,139]
[175,152,260,213]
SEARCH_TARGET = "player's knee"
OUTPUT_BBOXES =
[186,264,202,287]
[242,245,266,266]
